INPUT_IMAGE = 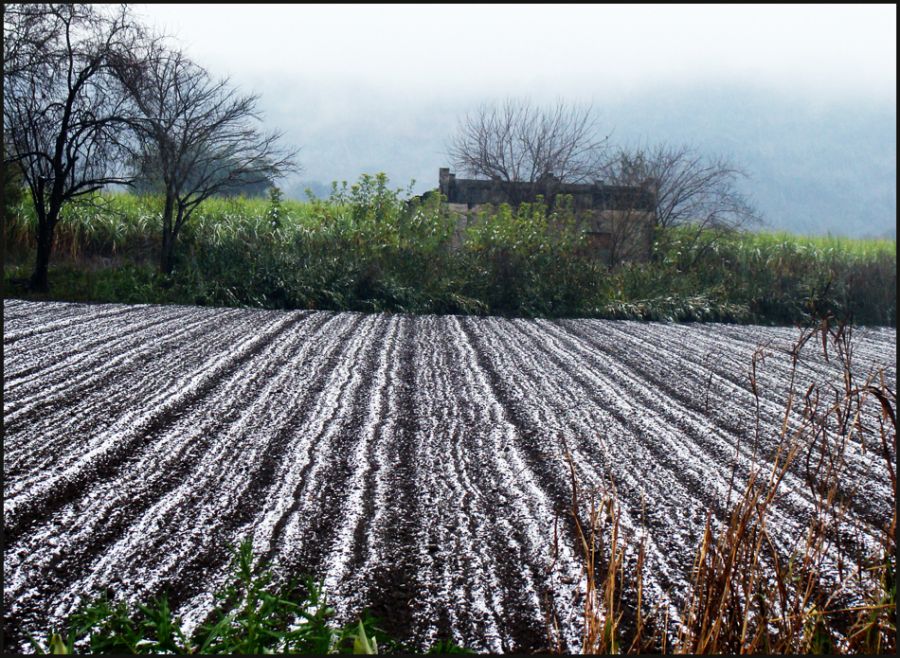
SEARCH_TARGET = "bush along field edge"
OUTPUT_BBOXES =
[3,178,896,326]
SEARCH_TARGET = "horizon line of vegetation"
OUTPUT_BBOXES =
[3,178,896,327]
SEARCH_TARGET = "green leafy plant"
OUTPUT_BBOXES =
[30,539,465,655]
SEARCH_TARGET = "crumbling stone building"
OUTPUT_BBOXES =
[435,168,658,265]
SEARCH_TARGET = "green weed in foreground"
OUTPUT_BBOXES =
[30,540,470,655]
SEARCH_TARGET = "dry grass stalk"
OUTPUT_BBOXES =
[553,315,896,654]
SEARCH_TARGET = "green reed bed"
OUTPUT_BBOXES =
[4,176,895,325]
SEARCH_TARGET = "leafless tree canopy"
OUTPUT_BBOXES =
[110,39,299,273]
[3,3,142,289]
[600,143,760,232]
[448,99,608,185]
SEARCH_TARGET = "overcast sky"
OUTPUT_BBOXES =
[127,4,896,235]
[134,3,895,102]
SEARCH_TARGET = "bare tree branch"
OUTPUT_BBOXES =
[3,3,143,290]
[600,143,760,232]
[110,39,299,274]
[448,98,608,188]
[599,143,761,265]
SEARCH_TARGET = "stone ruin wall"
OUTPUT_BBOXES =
[435,168,657,265]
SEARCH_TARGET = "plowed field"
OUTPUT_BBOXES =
[3,299,895,652]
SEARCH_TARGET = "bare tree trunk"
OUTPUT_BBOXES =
[29,218,54,292]
[29,197,60,292]
[159,193,175,274]
[160,232,175,275]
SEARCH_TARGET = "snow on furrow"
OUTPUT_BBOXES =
[2,310,330,593]
[3,304,225,413]
[2,297,34,319]
[2,300,895,654]
[3,305,216,427]
[398,318,455,647]
[650,321,897,453]
[253,314,392,572]
[705,322,897,394]
[242,314,384,562]
[404,317,514,651]
[470,320,687,650]
[462,316,693,612]
[619,320,897,524]
[3,302,138,344]
[2,306,279,498]
[550,320,872,508]
[2,299,108,336]
[173,313,389,637]
[315,316,493,653]
[687,322,896,382]
[2,303,202,387]
[342,317,434,646]
[526,319,891,593]
[3,304,245,414]
[3,308,253,478]
[2,298,88,321]
[363,314,582,652]
[90,311,364,637]
[476,315,884,617]
[563,320,895,526]
[444,316,585,652]
[400,316,484,648]
[318,314,404,608]
[567,319,892,501]
[5,312,346,634]
[609,321,845,392]
[3,308,301,539]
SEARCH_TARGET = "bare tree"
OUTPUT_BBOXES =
[111,40,298,274]
[599,143,760,257]
[448,98,608,189]
[3,3,142,291]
